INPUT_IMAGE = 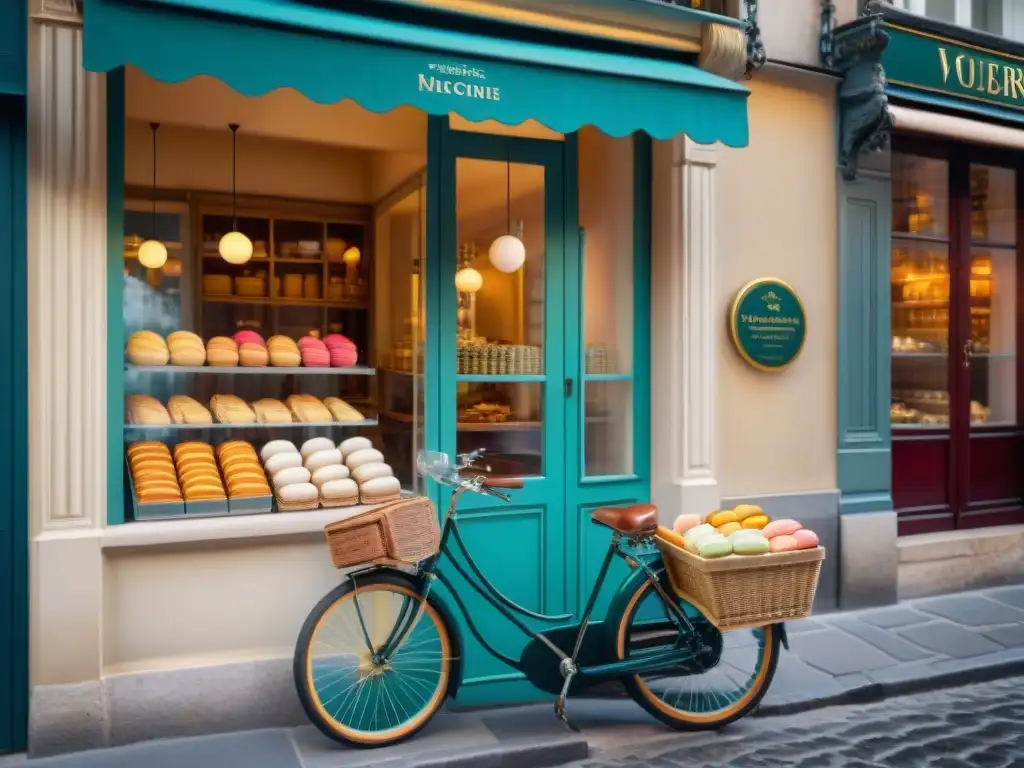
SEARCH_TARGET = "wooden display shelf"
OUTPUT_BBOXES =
[125,364,375,376]
[124,418,379,433]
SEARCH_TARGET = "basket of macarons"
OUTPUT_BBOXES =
[654,505,824,631]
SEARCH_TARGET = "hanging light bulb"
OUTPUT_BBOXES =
[138,122,168,270]
[219,123,253,265]
[138,239,168,269]
[342,246,361,266]
[489,154,525,274]
[455,266,483,293]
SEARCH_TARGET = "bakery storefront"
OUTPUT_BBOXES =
[26,0,750,753]
[834,4,1024,604]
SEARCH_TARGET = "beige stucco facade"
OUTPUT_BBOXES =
[25,0,850,757]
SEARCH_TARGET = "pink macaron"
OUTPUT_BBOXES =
[233,330,265,347]
[301,347,331,367]
[324,334,358,367]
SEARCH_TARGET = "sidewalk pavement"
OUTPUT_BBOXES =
[7,584,1024,768]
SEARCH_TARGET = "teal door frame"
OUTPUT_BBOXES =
[423,118,652,705]
[0,94,29,754]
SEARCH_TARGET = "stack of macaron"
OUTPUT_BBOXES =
[286,394,332,423]
[665,505,820,558]
[324,334,358,368]
[268,335,301,367]
[300,437,358,507]
[125,331,170,366]
[206,336,240,367]
[234,331,269,367]
[127,441,182,504]
[298,336,330,368]
[166,395,213,425]
[260,439,318,510]
[210,394,257,424]
[341,437,401,504]
[126,394,171,426]
[173,442,226,502]
[216,440,272,499]
[166,331,206,366]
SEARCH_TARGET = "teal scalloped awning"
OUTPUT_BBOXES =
[83,0,749,146]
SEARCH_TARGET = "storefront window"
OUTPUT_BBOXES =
[969,164,1016,426]
[891,153,951,428]
[579,127,635,477]
[120,71,427,521]
[453,157,545,477]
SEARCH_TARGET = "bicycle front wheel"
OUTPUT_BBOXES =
[293,571,453,748]
[611,567,780,731]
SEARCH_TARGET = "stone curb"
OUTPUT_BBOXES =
[756,651,1024,718]
[409,736,589,768]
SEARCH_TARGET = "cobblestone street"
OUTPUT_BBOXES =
[565,676,1024,768]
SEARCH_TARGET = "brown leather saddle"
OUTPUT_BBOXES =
[590,503,659,536]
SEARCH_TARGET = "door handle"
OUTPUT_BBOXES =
[963,341,972,369]
[565,378,574,398]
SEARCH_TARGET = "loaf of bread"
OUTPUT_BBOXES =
[285,394,332,423]
[352,462,393,484]
[210,394,256,424]
[324,397,364,422]
[126,394,171,426]
[167,331,206,367]
[339,437,372,458]
[171,442,226,501]
[167,395,213,425]
[126,331,169,366]
[252,398,292,424]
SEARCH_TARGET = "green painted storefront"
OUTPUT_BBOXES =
[85,0,749,706]
[0,0,28,754]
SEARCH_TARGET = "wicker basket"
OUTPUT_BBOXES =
[656,535,824,632]
[324,496,440,569]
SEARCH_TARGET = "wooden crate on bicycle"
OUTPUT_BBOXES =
[655,534,824,632]
[324,496,440,568]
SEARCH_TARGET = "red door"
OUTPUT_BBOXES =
[891,138,1024,534]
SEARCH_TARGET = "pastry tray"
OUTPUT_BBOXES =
[125,459,184,520]
[125,455,273,521]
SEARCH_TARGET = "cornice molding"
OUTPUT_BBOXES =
[834,15,892,181]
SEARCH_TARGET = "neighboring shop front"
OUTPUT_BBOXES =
[27,0,758,753]
[0,0,27,756]
[833,2,1024,605]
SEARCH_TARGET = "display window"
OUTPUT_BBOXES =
[120,72,427,520]
[115,71,649,525]
[890,137,1023,533]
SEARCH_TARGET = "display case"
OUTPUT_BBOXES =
[120,193,392,521]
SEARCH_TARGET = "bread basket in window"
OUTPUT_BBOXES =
[324,496,440,568]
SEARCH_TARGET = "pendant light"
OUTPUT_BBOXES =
[455,243,483,293]
[137,122,168,270]
[488,153,525,274]
[219,123,253,265]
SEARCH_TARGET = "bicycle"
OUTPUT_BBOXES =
[293,448,786,748]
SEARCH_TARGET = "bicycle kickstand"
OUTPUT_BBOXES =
[554,658,580,733]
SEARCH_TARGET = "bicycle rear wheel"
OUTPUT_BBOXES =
[610,567,780,730]
[293,571,453,748]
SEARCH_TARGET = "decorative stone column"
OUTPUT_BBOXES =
[27,0,108,754]
[650,137,720,521]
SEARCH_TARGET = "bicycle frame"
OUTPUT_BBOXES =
[367,484,708,685]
